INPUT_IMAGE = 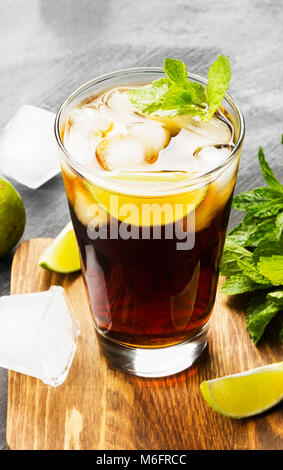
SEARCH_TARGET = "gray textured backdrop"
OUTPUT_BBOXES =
[0,0,282,449]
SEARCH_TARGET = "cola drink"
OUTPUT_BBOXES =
[56,69,244,376]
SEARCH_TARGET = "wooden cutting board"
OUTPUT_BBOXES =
[6,239,283,450]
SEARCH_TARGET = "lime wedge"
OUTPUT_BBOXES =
[39,222,81,273]
[84,174,208,227]
[200,362,283,418]
[107,171,192,183]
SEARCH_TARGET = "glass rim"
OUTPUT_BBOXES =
[55,67,245,196]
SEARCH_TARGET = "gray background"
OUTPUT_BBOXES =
[0,0,282,449]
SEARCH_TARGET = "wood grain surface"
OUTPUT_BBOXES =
[1,0,283,450]
[6,239,283,450]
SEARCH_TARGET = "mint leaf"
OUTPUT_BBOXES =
[127,78,171,114]
[253,239,281,263]
[257,256,283,285]
[243,200,283,222]
[267,290,283,306]
[184,82,206,104]
[227,217,274,248]
[276,212,283,245]
[220,239,252,276]
[144,88,204,118]
[232,187,283,212]
[221,142,283,345]
[204,55,231,121]
[221,274,269,295]
[227,221,256,246]
[246,294,281,344]
[235,257,272,285]
[126,55,231,121]
[164,58,188,87]
[243,217,278,247]
[227,214,280,248]
[258,147,283,192]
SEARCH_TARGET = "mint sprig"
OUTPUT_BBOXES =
[127,55,231,122]
[220,145,283,344]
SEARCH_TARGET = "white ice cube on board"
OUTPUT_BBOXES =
[0,105,60,189]
[0,286,80,387]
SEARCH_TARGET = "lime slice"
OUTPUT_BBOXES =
[84,173,208,226]
[39,222,81,273]
[107,171,191,183]
[74,186,109,228]
[200,362,283,419]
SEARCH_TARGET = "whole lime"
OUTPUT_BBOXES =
[0,177,26,258]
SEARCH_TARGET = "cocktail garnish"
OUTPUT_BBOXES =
[220,145,283,345]
[127,55,231,122]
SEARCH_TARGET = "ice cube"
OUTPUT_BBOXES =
[128,121,170,162]
[64,107,112,167]
[0,286,80,387]
[153,114,194,136]
[212,157,238,197]
[96,135,147,170]
[153,114,232,143]
[0,105,60,189]
[185,115,232,144]
[67,107,112,135]
[151,129,204,172]
[194,157,238,232]
[196,145,232,171]
[106,89,137,114]
[64,127,98,167]
[151,123,233,173]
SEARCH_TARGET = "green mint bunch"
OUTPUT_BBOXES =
[220,146,283,344]
[127,55,231,122]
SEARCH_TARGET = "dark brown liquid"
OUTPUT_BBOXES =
[69,195,232,348]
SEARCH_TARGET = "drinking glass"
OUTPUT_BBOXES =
[55,68,244,377]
